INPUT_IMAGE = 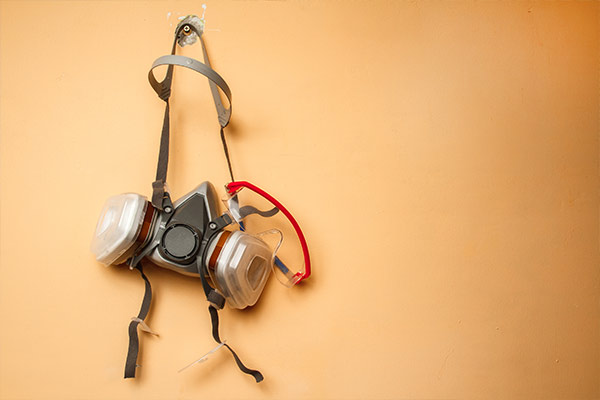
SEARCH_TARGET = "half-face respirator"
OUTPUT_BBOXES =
[91,16,311,382]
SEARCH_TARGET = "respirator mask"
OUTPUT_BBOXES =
[91,16,311,382]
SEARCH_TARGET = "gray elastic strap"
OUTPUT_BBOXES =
[148,23,235,206]
[151,102,173,210]
[148,52,235,194]
[124,265,152,379]
[149,37,178,210]
[148,54,232,127]
[208,305,264,383]
[228,195,278,221]
[199,35,231,128]
[194,216,264,383]
[239,205,279,219]
[197,35,235,179]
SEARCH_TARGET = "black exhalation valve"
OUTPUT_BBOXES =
[160,223,200,264]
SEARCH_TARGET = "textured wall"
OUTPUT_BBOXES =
[0,1,598,399]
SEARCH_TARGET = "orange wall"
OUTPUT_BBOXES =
[0,1,598,399]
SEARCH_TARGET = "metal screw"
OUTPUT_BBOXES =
[164,206,172,213]
[183,25,192,35]
[209,222,217,230]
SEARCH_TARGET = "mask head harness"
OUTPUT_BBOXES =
[91,16,311,382]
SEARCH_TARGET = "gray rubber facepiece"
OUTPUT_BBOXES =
[149,182,221,275]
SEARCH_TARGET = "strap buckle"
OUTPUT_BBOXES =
[152,180,174,212]
[207,290,225,310]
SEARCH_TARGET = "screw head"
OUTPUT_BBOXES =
[209,222,217,230]
[164,206,172,213]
